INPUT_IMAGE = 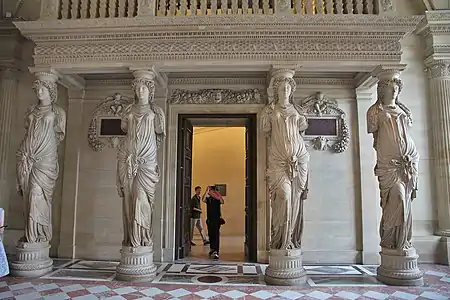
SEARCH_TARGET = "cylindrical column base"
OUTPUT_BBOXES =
[115,246,157,281]
[377,247,423,286]
[10,241,53,277]
[264,248,307,286]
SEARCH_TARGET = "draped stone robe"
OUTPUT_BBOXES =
[16,104,66,243]
[367,104,418,251]
[117,104,165,248]
[262,104,310,250]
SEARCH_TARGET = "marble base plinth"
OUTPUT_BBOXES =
[10,241,53,277]
[264,248,307,286]
[377,247,423,286]
[115,246,157,281]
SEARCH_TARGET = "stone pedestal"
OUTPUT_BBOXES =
[377,247,423,286]
[10,242,53,277]
[115,246,157,281]
[264,248,307,285]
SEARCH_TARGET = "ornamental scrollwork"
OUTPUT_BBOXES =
[169,88,263,104]
[87,93,133,152]
[299,92,350,153]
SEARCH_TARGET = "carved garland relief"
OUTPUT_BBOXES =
[87,93,133,151]
[169,88,263,104]
[299,92,350,153]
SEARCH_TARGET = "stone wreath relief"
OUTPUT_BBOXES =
[300,92,350,153]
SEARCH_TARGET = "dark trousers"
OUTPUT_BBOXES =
[206,219,220,253]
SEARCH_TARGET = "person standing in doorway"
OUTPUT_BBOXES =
[202,186,224,259]
[190,186,209,246]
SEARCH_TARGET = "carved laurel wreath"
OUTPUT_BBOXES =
[299,93,350,153]
[87,93,133,152]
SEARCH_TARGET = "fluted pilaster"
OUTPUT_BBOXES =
[426,61,450,236]
[0,68,19,211]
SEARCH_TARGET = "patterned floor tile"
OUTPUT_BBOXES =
[1,262,450,300]
[68,260,119,270]
[305,266,361,275]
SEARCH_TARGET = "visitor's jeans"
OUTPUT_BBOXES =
[206,219,220,254]
[190,218,207,242]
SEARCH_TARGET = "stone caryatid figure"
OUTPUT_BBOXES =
[367,69,423,286]
[263,69,309,286]
[115,69,165,281]
[11,71,66,277]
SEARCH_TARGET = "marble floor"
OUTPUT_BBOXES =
[2,257,450,299]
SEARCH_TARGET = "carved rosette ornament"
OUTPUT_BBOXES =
[381,0,393,12]
[87,93,133,152]
[299,92,350,153]
[367,69,423,286]
[169,88,263,104]
[263,68,308,286]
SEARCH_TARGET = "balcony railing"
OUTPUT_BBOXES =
[50,0,378,19]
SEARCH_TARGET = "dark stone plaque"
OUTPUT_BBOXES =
[99,118,126,136]
[305,118,337,136]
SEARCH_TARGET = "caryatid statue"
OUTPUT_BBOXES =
[262,69,309,285]
[11,71,66,277]
[115,69,165,281]
[367,69,423,286]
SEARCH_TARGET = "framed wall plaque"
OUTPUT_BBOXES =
[98,117,126,137]
[305,118,338,137]
[87,93,133,151]
[215,184,227,196]
[299,92,350,153]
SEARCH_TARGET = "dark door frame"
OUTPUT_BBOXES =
[174,113,258,262]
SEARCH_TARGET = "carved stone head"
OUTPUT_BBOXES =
[272,77,296,105]
[376,70,403,106]
[131,78,155,105]
[32,79,57,105]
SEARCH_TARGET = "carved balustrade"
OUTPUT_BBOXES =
[47,0,379,19]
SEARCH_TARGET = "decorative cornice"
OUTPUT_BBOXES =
[14,15,423,32]
[11,15,423,68]
[416,11,450,61]
[0,20,26,71]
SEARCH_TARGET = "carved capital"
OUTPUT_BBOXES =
[0,67,20,81]
[30,67,60,84]
[425,61,450,79]
[372,65,405,81]
[131,69,156,82]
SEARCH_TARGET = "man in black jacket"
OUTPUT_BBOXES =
[202,186,224,259]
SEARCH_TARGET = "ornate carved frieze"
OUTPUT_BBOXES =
[299,92,350,153]
[87,93,133,151]
[169,88,263,104]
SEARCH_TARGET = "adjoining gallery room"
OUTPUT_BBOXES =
[189,126,246,262]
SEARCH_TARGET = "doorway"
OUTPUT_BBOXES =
[175,114,257,262]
